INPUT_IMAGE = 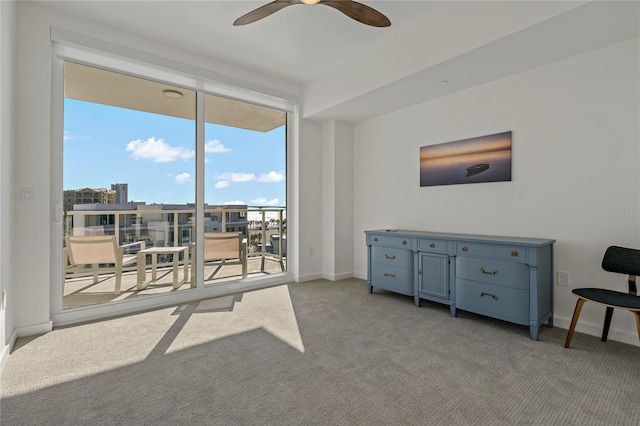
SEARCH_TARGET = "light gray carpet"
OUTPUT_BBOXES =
[1,279,639,425]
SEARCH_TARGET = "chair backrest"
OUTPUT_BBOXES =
[602,246,640,276]
[66,235,118,265]
[204,232,242,261]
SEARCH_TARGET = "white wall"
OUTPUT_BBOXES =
[321,120,354,281]
[297,119,324,281]
[0,0,17,370]
[353,37,640,346]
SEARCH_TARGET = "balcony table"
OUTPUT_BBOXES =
[136,246,191,290]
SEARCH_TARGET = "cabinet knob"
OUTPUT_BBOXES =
[511,250,518,257]
[373,238,378,242]
[461,246,468,252]
[402,240,407,245]
[429,243,435,248]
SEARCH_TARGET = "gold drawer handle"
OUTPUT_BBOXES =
[479,292,498,301]
[461,246,468,251]
[511,250,518,257]
[429,243,436,248]
[384,254,396,260]
[479,267,498,275]
[384,273,396,279]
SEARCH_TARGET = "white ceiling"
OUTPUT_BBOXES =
[36,1,640,122]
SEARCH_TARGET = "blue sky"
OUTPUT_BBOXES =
[64,99,286,207]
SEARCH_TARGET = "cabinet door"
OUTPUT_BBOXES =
[418,253,449,300]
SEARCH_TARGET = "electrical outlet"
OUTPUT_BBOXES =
[557,271,569,286]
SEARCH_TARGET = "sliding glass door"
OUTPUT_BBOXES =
[61,61,288,311]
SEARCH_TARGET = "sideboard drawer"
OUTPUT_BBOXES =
[456,256,529,289]
[455,278,529,324]
[370,264,414,296]
[369,234,414,250]
[455,241,527,262]
[418,238,448,253]
[371,246,413,269]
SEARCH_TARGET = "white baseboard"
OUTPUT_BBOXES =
[16,320,53,338]
[296,273,324,282]
[554,316,639,347]
[322,272,354,281]
[0,328,18,373]
[353,271,367,280]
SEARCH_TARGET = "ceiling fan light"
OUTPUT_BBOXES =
[300,0,321,4]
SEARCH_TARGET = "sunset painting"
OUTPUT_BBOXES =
[420,131,512,187]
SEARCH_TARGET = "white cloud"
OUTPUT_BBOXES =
[175,173,191,184]
[215,172,256,182]
[205,139,230,153]
[126,137,194,162]
[214,181,230,189]
[251,197,280,206]
[258,171,285,183]
[223,200,246,205]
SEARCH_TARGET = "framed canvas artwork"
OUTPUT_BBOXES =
[420,131,512,187]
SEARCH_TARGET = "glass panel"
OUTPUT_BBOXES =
[203,94,287,285]
[63,62,196,309]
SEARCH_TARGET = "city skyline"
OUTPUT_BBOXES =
[63,98,286,208]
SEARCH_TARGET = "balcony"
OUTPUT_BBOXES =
[63,206,286,310]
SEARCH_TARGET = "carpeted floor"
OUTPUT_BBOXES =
[1,279,639,425]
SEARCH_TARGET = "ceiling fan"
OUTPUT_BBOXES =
[233,0,391,27]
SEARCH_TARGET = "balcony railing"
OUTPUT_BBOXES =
[63,206,286,280]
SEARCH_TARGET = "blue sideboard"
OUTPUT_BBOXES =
[365,229,555,340]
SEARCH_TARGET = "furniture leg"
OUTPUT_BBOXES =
[529,324,539,341]
[450,305,456,317]
[151,253,158,282]
[414,296,420,307]
[136,252,145,290]
[564,298,585,348]
[635,312,640,343]
[115,260,122,295]
[601,306,614,342]
[172,251,179,289]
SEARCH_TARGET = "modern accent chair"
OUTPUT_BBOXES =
[564,246,640,348]
[64,235,145,294]
[203,232,248,280]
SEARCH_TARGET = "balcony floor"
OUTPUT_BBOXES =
[63,256,285,310]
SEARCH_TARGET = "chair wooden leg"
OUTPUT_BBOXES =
[565,298,586,348]
[601,306,614,342]
[115,261,122,295]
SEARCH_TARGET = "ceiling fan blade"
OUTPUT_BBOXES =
[233,0,294,26]
[321,0,391,27]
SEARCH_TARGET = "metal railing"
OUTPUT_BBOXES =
[63,206,286,279]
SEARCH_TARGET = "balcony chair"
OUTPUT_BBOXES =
[204,232,247,280]
[64,235,145,294]
[564,245,640,348]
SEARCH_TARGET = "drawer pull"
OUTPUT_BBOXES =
[461,246,468,252]
[429,243,436,248]
[479,267,498,275]
[479,292,498,301]
[402,240,408,245]
[384,254,396,260]
[373,238,378,242]
[384,273,396,279]
[511,250,518,257]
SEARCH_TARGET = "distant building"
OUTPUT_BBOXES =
[63,187,115,212]
[111,183,128,204]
